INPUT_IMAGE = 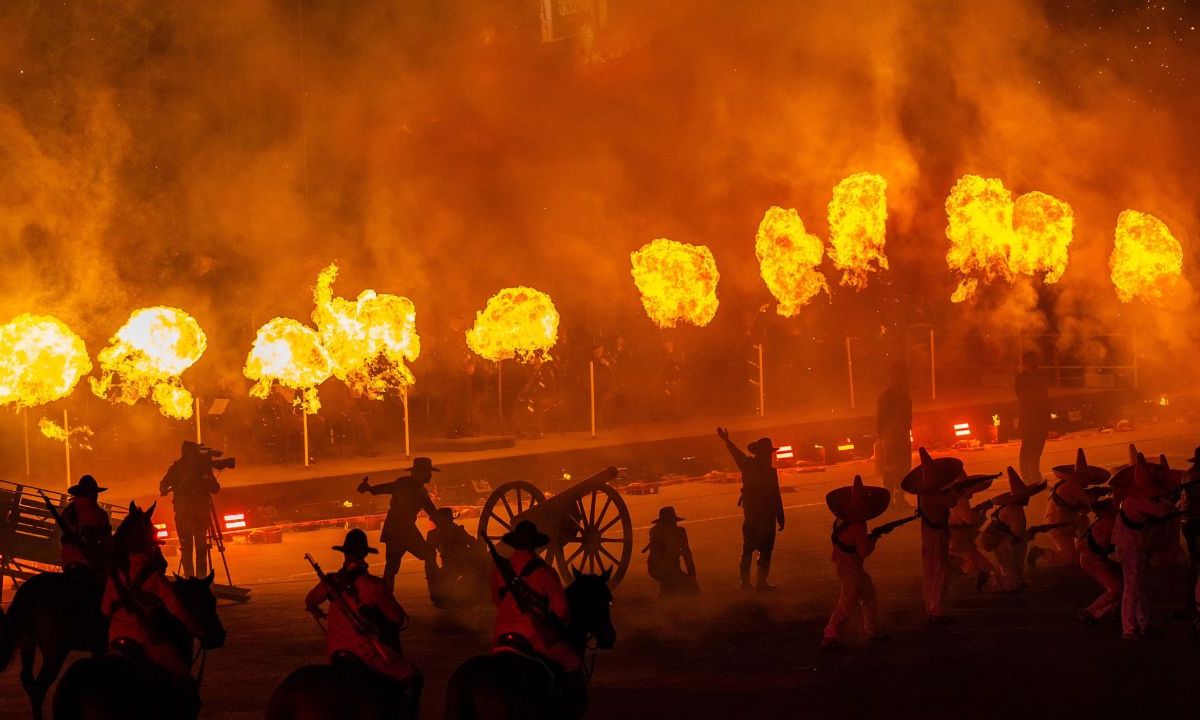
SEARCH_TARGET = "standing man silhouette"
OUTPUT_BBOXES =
[717,427,785,591]
[1015,351,1051,484]
[358,457,439,593]
[876,361,913,507]
[160,441,220,578]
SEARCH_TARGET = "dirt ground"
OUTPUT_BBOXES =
[3,424,1199,719]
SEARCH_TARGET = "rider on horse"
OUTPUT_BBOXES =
[490,520,585,711]
[305,528,422,715]
[60,474,113,576]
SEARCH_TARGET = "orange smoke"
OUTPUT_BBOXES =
[755,207,828,317]
[312,263,421,400]
[466,287,560,362]
[243,317,332,413]
[827,172,889,289]
[945,175,1072,302]
[1109,210,1184,304]
[0,314,92,410]
[630,238,720,328]
[89,307,208,419]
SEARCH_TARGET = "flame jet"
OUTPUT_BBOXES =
[945,175,1073,301]
[89,307,208,420]
[827,172,889,290]
[630,238,720,327]
[244,317,333,413]
[0,314,92,410]
[38,417,93,450]
[312,263,420,400]
[466,287,560,362]
[1109,210,1184,304]
[755,207,829,317]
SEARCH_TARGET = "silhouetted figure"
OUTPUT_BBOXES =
[902,448,964,622]
[717,427,785,591]
[1112,453,1178,639]
[983,467,1046,592]
[876,362,913,506]
[59,474,113,576]
[160,441,221,578]
[1015,351,1051,484]
[1077,499,1122,624]
[358,457,439,593]
[822,476,891,649]
[1183,447,1200,629]
[643,506,698,595]
[949,475,998,592]
[426,507,489,608]
[304,529,422,717]
[515,355,560,439]
[1029,449,1111,568]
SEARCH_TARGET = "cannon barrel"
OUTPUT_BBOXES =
[515,466,619,523]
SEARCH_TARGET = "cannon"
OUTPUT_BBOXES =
[477,465,633,586]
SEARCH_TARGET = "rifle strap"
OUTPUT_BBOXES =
[830,522,857,555]
[1084,521,1114,556]
[1119,509,1147,531]
[1049,482,1085,513]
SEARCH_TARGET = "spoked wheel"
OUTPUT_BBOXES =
[556,483,632,587]
[477,480,545,545]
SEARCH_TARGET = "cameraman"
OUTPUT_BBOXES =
[160,440,222,577]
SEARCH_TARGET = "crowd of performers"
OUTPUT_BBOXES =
[16,422,1200,718]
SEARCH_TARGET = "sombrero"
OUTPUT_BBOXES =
[501,520,550,550]
[992,466,1047,507]
[958,473,999,495]
[901,448,965,494]
[1052,448,1111,487]
[1109,453,1175,500]
[826,475,891,522]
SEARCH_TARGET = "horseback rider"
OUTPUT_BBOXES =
[426,507,488,608]
[490,520,584,711]
[160,441,221,578]
[716,427,785,591]
[305,529,422,716]
[643,506,699,595]
[357,457,439,593]
[60,474,113,575]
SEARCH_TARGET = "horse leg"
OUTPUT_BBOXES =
[30,649,66,720]
[19,643,39,719]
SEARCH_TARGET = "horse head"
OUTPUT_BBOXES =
[113,501,160,563]
[566,566,616,650]
[171,572,227,650]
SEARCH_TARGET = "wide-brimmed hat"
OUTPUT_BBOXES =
[958,473,999,495]
[901,448,965,494]
[652,506,685,524]
[1052,448,1111,487]
[992,466,1047,507]
[68,474,106,497]
[432,507,459,525]
[826,475,891,522]
[747,437,778,456]
[1189,446,1200,465]
[333,528,378,558]
[502,520,550,550]
[1110,452,1182,500]
[407,457,440,474]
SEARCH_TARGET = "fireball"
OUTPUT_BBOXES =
[630,238,720,327]
[755,207,828,316]
[827,172,889,289]
[243,317,333,413]
[1109,210,1184,304]
[466,287,559,362]
[38,417,93,450]
[312,263,421,400]
[1012,191,1073,284]
[0,314,92,410]
[89,307,208,420]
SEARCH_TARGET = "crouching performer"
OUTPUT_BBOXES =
[1077,499,1121,624]
[305,529,423,718]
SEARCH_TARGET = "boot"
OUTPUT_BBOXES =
[755,564,776,592]
[739,559,752,591]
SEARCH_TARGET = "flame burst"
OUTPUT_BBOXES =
[827,172,889,289]
[0,315,92,410]
[312,264,421,400]
[244,317,333,413]
[945,175,1073,302]
[38,417,94,450]
[630,239,720,327]
[754,207,828,317]
[1109,210,1184,304]
[89,307,208,420]
[466,287,560,362]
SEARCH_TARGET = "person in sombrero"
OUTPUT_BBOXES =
[1112,453,1179,639]
[1028,449,1111,569]
[1076,499,1121,624]
[1148,454,1188,567]
[949,472,1000,592]
[984,467,1046,592]
[821,476,891,649]
[902,448,965,622]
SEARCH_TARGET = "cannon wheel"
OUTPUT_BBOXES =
[557,483,632,587]
[478,480,546,545]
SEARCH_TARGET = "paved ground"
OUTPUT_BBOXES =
[3,423,1199,719]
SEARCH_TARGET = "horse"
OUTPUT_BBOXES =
[265,658,423,720]
[51,571,226,720]
[444,567,617,720]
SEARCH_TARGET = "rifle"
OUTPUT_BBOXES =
[482,537,568,638]
[304,553,402,661]
[39,491,82,546]
[1155,479,1200,501]
[1024,521,1074,540]
[949,473,1001,495]
[869,513,919,540]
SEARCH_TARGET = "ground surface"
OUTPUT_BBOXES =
[3,423,1199,719]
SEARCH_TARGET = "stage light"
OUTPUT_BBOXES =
[155,522,169,540]
[953,422,971,438]
[223,512,247,530]
[775,445,794,460]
